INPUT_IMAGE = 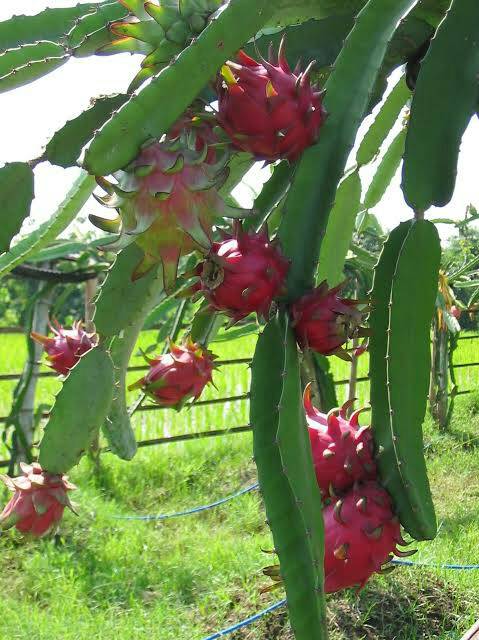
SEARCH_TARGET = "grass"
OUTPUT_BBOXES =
[0,331,478,639]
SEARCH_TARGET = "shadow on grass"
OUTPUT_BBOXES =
[226,573,469,640]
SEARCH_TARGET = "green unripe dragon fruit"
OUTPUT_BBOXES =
[98,0,223,91]
[90,113,248,288]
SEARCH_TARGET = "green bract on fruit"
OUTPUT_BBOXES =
[90,114,248,289]
[0,463,76,538]
[128,338,216,409]
[291,281,369,360]
[216,38,326,162]
[31,320,98,375]
[304,383,376,498]
[194,222,289,322]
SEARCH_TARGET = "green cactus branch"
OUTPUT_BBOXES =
[93,243,164,337]
[0,162,34,254]
[356,75,410,167]
[84,0,276,176]
[279,0,420,300]
[102,300,160,462]
[39,345,115,474]
[0,171,95,279]
[269,0,449,29]
[251,312,327,640]
[46,94,129,168]
[0,41,69,94]
[402,0,479,211]
[315,170,362,288]
[369,220,440,540]
[67,1,130,57]
[363,127,406,210]
[0,3,103,50]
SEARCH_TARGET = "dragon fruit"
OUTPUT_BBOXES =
[291,281,368,360]
[128,338,216,409]
[216,38,326,162]
[324,481,414,593]
[90,113,248,289]
[0,462,76,537]
[195,222,289,322]
[304,384,376,497]
[31,320,97,375]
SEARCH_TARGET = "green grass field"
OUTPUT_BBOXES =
[0,331,478,639]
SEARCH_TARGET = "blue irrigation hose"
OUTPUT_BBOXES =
[198,560,479,640]
[113,483,259,521]
[392,559,479,570]
[200,599,287,640]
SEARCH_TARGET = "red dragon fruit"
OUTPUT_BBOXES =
[304,384,376,497]
[195,222,289,322]
[324,481,414,593]
[128,338,216,409]
[0,462,76,537]
[90,113,248,289]
[291,281,368,359]
[31,320,97,375]
[216,38,326,162]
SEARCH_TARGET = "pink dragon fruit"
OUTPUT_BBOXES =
[324,481,414,593]
[304,383,376,498]
[0,462,76,537]
[195,222,289,322]
[90,113,248,289]
[217,38,326,162]
[128,338,216,409]
[291,281,368,360]
[31,320,97,375]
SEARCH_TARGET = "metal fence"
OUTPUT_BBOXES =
[0,325,478,469]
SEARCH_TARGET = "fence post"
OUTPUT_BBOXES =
[17,284,54,462]
[84,276,98,332]
[430,317,449,429]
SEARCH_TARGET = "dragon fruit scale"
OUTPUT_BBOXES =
[31,320,97,375]
[90,114,248,289]
[304,383,376,498]
[324,481,414,593]
[291,281,369,360]
[195,222,289,322]
[0,462,76,537]
[216,38,326,162]
[128,338,216,409]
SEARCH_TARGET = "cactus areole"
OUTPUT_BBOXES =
[31,320,98,375]
[0,463,76,537]
[217,39,326,162]
[129,338,216,409]
[195,222,289,322]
